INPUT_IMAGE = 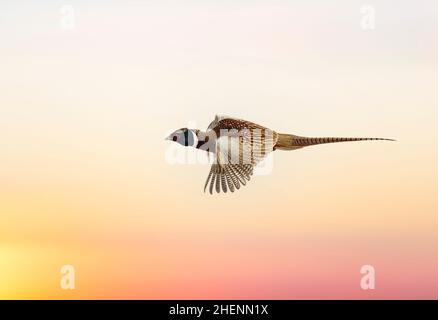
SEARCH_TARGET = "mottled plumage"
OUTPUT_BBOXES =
[166,115,394,194]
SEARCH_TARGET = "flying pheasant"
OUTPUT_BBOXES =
[166,115,394,194]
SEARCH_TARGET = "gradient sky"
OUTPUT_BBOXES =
[1,0,438,299]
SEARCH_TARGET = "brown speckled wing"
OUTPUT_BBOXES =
[213,117,278,167]
[204,163,253,194]
[203,116,276,194]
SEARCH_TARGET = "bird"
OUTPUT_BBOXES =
[166,115,394,194]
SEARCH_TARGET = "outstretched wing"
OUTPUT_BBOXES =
[215,116,278,166]
[204,134,253,194]
[203,117,277,194]
[204,163,253,194]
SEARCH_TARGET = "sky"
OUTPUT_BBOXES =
[1,0,438,299]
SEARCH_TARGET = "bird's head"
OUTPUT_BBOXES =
[166,128,197,147]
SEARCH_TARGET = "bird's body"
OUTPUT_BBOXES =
[166,115,393,194]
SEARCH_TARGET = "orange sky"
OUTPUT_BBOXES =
[1,1,437,299]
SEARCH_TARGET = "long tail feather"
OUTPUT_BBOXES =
[275,133,395,150]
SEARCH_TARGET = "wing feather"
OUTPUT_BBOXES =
[209,170,216,195]
[224,167,234,192]
[215,169,221,193]
[220,170,227,193]
[204,167,213,192]
[203,116,274,194]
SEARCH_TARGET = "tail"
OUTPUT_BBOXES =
[275,133,395,150]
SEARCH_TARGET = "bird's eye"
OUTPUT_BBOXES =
[173,136,178,141]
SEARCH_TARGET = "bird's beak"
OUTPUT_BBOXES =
[165,133,174,141]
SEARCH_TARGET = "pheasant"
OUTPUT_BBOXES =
[166,115,394,194]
